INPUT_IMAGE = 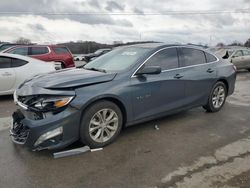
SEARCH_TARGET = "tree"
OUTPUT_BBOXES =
[228,40,243,46]
[244,39,250,47]
[15,37,32,44]
[216,42,225,47]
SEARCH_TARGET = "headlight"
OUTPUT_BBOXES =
[31,96,74,112]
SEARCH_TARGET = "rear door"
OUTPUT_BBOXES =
[178,47,217,106]
[29,46,50,61]
[242,50,250,69]
[0,56,16,91]
[131,47,185,121]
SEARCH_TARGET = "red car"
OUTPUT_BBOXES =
[3,45,75,68]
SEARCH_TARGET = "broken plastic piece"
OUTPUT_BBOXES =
[53,146,90,159]
[91,148,103,152]
[154,125,160,130]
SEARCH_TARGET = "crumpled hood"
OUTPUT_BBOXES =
[20,68,117,89]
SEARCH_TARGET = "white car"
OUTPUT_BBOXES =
[0,53,56,96]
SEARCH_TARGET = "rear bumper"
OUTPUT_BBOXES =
[10,106,81,151]
[227,71,237,96]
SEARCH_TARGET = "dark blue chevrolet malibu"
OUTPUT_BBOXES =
[11,43,236,150]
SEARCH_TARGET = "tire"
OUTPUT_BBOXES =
[80,101,123,148]
[248,69,250,72]
[60,62,65,69]
[203,82,227,113]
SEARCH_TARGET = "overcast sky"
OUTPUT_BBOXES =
[0,0,249,45]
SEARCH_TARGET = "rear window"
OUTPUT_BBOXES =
[53,47,70,54]
[0,57,11,68]
[31,47,49,55]
[205,53,217,63]
[11,58,28,67]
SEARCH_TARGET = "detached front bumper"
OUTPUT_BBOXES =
[10,106,81,151]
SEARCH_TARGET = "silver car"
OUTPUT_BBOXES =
[216,48,250,71]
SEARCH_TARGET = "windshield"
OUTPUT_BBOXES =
[94,49,104,55]
[84,47,151,72]
[0,44,14,52]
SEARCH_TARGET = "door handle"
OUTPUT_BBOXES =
[2,72,12,76]
[207,68,214,73]
[174,74,183,79]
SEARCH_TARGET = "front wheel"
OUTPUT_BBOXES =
[80,101,123,148]
[203,82,227,113]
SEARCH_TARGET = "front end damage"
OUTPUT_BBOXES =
[10,89,81,151]
[10,68,116,150]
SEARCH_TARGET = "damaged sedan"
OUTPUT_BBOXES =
[10,43,236,151]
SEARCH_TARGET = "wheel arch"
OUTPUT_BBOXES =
[217,78,229,95]
[80,96,128,127]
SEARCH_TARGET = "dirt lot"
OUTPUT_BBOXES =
[0,71,250,188]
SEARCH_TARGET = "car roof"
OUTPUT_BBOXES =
[121,43,208,51]
[5,44,67,48]
[0,52,45,63]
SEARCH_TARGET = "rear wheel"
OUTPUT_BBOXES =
[80,101,123,148]
[203,82,227,113]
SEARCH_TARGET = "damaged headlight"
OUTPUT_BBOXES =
[30,96,74,112]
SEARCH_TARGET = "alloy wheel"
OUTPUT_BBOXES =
[89,109,119,143]
[212,85,226,109]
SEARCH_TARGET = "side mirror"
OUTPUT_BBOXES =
[136,66,162,75]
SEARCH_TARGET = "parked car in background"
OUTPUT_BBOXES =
[3,45,75,68]
[73,54,86,61]
[0,43,24,52]
[83,48,111,62]
[11,44,236,151]
[215,47,250,71]
[0,53,56,96]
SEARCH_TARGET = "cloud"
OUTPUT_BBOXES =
[105,1,125,12]
[27,23,46,32]
[0,0,249,45]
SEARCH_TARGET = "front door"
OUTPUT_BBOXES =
[231,50,245,69]
[131,47,185,121]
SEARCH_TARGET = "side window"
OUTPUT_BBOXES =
[0,57,11,68]
[9,47,28,56]
[31,47,49,55]
[205,52,217,63]
[145,48,179,70]
[53,47,70,54]
[243,50,250,56]
[234,50,243,57]
[11,58,28,67]
[180,48,206,67]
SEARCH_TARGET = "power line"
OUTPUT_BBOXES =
[0,9,250,16]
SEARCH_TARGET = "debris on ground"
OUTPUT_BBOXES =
[154,125,160,130]
[53,146,104,159]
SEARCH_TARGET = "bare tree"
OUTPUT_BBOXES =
[244,39,250,47]
[228,40,243,46]
[15,37,32,44]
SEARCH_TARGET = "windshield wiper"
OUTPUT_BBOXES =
[84,67,106,73]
